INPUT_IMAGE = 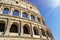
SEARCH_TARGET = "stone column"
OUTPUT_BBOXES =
[0,5,2,14]
[20,21,23,37]
[29,12,31,20]
[3,19,8,35]
[35,16,37,22]
[0,6,4,14]
[38,26,42,38]
[30,23,33,37]
[20,9,22,18]
[5,19,12,36]
[40,17,43,24]
[18,21,21,36]
[19,9,21,17]
[10,7,14,15]
[28,12,30,20]
[45,28,49,40]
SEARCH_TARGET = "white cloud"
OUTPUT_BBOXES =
[50,0,60,8]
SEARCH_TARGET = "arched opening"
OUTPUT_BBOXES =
[10,23,18,33]
[46,31,50,37]
[50,32,53,38]
[23,24,30,34]
[3,8,9,14]
[0,21,5,32]
[12,10,19,16]
[33,27,39,35]
[42,20,45,25]
[41,28,46,37]
[37,17,40,22]
[22,12,28,18]
[30,15,35,20]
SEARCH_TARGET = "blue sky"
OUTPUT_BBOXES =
[28,0,60,40]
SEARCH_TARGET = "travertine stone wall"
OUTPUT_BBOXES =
[0,0,40,14]
[0,37,42,40]
[0,0,54,40]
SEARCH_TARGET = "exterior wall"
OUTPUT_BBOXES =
[0,0,53,40]
[0,0,40,15]
[0,37,41,40]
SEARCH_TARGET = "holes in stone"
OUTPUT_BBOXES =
[14,0,18,4]
[16,1,18,4]
[30,6,32,9]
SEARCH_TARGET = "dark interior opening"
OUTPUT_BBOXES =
[10,24,18,33]
[33,27,39,35]
[23,25,30,34]
[46,31,50,37]
[41,29,46,36]
[0,23,5,32]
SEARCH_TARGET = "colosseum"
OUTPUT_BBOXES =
[0,0,53,40]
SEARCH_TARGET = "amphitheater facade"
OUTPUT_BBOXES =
[0,0,53,40]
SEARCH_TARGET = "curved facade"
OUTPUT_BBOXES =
[0,0,53,40]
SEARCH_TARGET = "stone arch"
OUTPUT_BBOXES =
[10,22,18,33]
[50,32,53,38]
[41,28,46,37]
[30,15,35,20]
[37,17,40,22]
[3,8,9,14]
[22,12,28,18]
[23,24,30,34]
[46,31,50,37]
[42,20,45,25]
[33,26,39,35]
[12,10,19,16]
